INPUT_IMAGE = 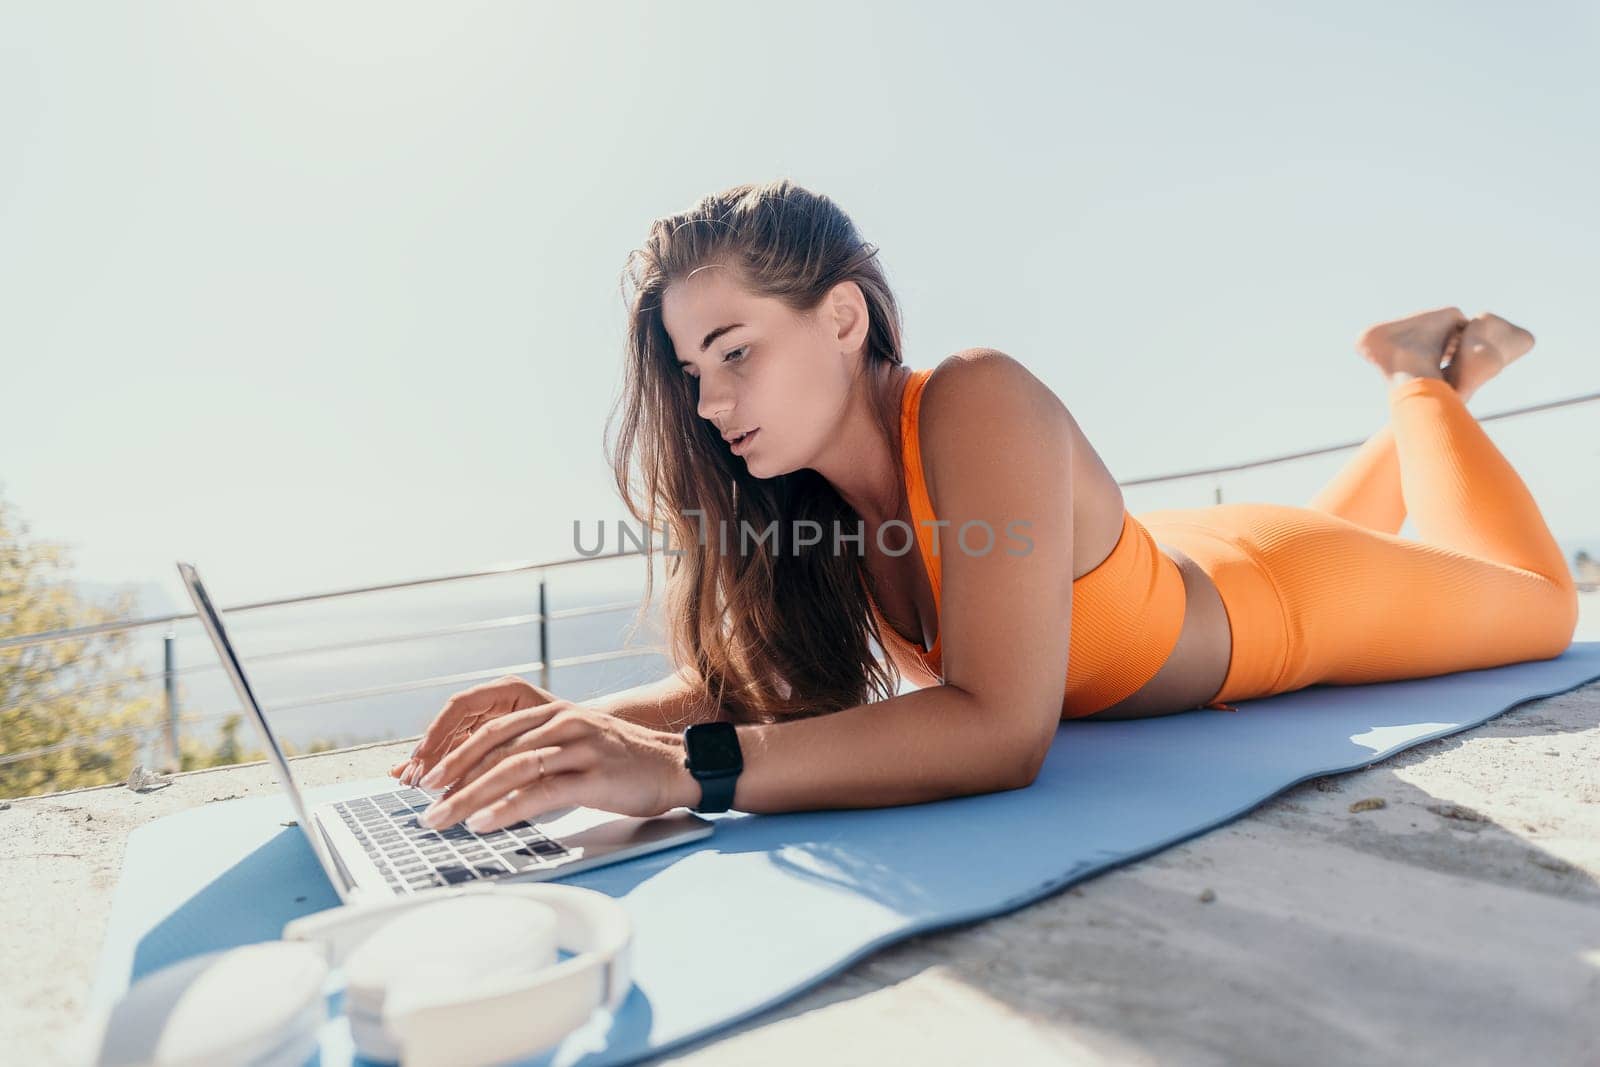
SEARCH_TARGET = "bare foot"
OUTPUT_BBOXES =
[1355,306,1467,387]
[1442,312,1536,403]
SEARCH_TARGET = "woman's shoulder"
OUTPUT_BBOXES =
[919,348,1066,431]
[914,349,1072,500]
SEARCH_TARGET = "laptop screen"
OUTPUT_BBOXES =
[175,561,346,895]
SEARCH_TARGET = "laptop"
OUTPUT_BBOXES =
[176,561,714,904]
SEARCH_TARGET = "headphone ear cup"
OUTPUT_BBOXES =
[339,895,560,1063]
[90,942,328,1067]
[495,884,636,1009]
[381,885,636,1065]
[385,966,605,1067]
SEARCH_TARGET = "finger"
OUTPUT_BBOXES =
[426,716,589,815]
[421,743,577,829]
[403,758,425,786]
[409,690,492,773]
[409,676,561,782]
[464,771,582,834]
[394,739,426,783]
[407,710,487,785]
[411,675,543,770]
[444,713,595,797]
[444,737,520,796]
[424,745,569,829]
[401,755,424,787]
[420,704,572,791]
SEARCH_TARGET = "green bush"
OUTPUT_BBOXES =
[1,491,336,799]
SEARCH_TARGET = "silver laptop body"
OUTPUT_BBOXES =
[176,561,714,905]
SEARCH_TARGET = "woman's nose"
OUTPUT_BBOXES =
[697,382,733,423]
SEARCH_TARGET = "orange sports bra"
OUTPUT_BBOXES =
[863,366,1189,718]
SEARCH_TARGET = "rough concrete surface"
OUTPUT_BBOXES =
[4,593,1599,1066]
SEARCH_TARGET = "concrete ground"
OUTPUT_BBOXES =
[4,593,1599,1066]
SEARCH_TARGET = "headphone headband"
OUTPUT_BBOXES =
[285,882,633,1065]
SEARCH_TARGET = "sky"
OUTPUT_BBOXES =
[3,0,1597,613]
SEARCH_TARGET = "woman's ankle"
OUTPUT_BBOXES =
[1387,374,1458,407]
[1385,368,1445,390]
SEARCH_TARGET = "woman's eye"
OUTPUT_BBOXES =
[681,346,748,379]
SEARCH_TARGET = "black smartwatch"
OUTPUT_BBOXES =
[682,722,743,813]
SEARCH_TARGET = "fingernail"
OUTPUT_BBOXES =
[420,806,444,828]
[466,811,491,831]
[419,766,442,789]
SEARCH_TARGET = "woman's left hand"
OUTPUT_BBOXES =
[415,700,693,833]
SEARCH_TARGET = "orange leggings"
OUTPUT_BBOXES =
[1137,376,1579,706]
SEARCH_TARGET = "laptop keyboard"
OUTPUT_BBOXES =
[332,788,572,895]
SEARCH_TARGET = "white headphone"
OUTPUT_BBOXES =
[84,883,633,1067]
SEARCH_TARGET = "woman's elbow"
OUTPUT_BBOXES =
[998,723,1056,790]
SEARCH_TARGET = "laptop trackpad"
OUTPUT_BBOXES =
[533,806,614,835]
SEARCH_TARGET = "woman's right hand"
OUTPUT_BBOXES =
[389,675,562,788]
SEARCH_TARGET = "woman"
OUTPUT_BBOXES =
[391,179,1578,833]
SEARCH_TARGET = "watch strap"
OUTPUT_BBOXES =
[694,770,739,814]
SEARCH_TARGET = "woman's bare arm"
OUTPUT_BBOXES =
[663,683,1039,812]
[665,351,1079,814]
[587,666,726,730]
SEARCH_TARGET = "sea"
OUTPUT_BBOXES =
[74,557,682,759]
[57,528,1600,767]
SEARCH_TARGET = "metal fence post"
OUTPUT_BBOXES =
[537,573,551,691]
[163,632,180,768]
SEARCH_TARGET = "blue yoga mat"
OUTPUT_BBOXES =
[89,642,1600,1065]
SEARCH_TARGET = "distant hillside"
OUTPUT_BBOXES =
[1557,536,1600,557]
[1559,537,1600,592]
[1572,552,1600,592]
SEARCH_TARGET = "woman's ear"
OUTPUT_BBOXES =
[822,279,872,357]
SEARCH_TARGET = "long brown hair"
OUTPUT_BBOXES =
[605,179,911,724]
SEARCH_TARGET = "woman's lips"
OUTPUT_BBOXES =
[730,427,760,456]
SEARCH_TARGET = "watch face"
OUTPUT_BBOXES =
[687,722,742,773]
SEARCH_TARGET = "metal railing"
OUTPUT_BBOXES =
[0,547,672,774]
[1121,387,1600,489]
[3,387,1598,780]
